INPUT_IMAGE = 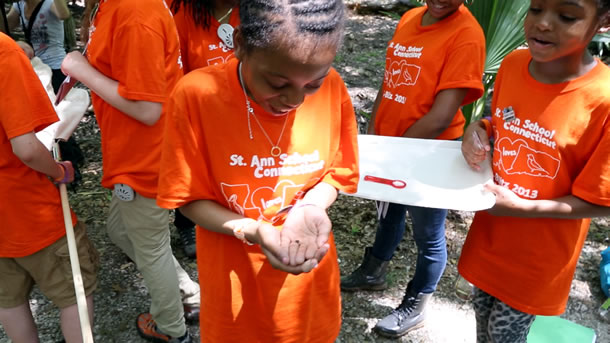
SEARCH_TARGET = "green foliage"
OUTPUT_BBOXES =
[379,10,402,20]
[404,0,424,7]
[334,53,345,64]
[462,0,529,126]
[64,15,78,52]
[589,32,610,58]
[358,109,371,120]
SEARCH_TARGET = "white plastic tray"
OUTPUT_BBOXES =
[346,135,495,211]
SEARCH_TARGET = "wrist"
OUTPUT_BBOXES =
[293,201,321,211]
[232,218,259,245]
[53,161,73,184]
[52,162,66,182]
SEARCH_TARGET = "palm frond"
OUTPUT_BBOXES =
[467,0,529,74]
[463,0,529,125]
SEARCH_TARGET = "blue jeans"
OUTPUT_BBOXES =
[371,202,448,294]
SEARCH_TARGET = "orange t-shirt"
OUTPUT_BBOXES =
[0,34,76,257]
[86,0,183,198]
[374,5,485,139]
[157,58,359,342]
[171,1,239,73]
[458,49,610,315]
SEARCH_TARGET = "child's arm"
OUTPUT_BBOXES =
[1,7,19,33]
[402,88,468,139]
[10,131,73,182]
[485,183,610,219]
[61,52,163,126]
[50,0,71,21]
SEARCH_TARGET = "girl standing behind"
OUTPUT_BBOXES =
[157,0,359,341]
[169,0,240,258]
[460,0,610,341]
[340,0,485,338]
[171,0,239,72]
[5,0,71,92]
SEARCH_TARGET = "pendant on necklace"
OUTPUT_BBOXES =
[217,24,234,49]
[271,146,281,157]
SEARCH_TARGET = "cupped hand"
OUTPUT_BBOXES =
[253,219,328,275]
[260,244,328,275]
[462,123,490,171]
[279,204,331,266]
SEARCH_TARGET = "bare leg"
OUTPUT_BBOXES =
[59,295,94,343]
[0,302,40,343]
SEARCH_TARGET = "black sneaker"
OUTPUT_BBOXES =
[178,226,196,258]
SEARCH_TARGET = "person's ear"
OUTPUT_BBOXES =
[233,26,246,61]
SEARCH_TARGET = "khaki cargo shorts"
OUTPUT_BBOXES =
[0,222,99,309]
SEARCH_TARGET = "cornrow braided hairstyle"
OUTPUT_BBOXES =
[171,0,215,29]
[239,0,346,53]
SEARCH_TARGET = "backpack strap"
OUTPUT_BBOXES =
[16,3,28,40]
[1,3,11,38]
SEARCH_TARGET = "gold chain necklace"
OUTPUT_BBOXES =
[238,62,289,158]
[217,7,232,23]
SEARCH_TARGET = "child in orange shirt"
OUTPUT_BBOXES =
[340,0,485,338]
[60,0,200,342]
[169,0,240,258]
[157,0,359,341]
[460,0,610,341]
[171,0,239,73]
[0,32,98,343]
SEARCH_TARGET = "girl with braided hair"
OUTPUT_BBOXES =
[460,0,610,341]
[157,0,359,341]
[168,0,240,259]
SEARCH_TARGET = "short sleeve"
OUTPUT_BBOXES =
[0,45,58,139]
[437,39,485,106]
[111,22,171,103]
[320,82,359,194]
[572,116,610,206]
[157,82,216,209]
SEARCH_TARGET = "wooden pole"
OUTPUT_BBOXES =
[53,142,94,343]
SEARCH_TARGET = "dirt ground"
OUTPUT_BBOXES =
[1,2,609,343]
